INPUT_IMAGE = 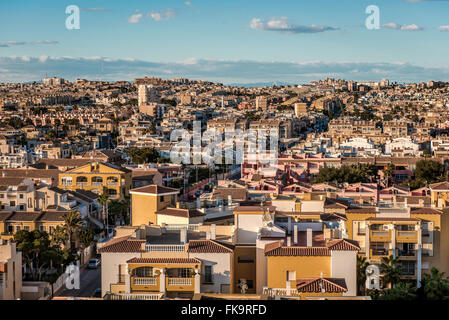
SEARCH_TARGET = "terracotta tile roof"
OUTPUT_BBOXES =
[346,207,377,214]
[366,217,420,222]
[233,206,276,213]
[126,257,201,264]
[188,240,234,253]
[156,208,205,218]
[320,212,347,221]
[326,239,360,251]
[430,181,449,191]
[0,211,14,222]
[296,278,347,293]
[210,188,248,201]
[6,211,42,222]
[98,237,145,253]
[0,169,60,179]
[265,245,330,256]
[0,177,25,186]
[130,184,179,195]
[38,211,67,222]
[411,207,444,215]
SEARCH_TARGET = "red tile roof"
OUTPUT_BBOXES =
[130,184,179,195]
[98,237,145,253]
[188,240,234,253]
[296,278,347,293]
[326,239,360,251]
[126,257,201,264]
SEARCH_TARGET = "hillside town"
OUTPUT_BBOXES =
[2,76,449,301]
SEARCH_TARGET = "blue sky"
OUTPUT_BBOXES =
[1,0,449,84]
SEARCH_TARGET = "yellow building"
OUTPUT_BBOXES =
[0,211,66,241]
[344,205,449,285]
[263,237,360,299]
[58,162,132,200]
[129,185,179,226]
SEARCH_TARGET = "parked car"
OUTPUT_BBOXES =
[88,258,100,269]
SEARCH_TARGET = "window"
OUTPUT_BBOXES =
[204,266,213,283]
[19,194,24,199]
[238,255,254,263]
[16,226,21,232]
[19,205,24,211]
[24,226,30,231]
[357,221,366,235]
[10,201,15,207]
[39,226,46,232]
[401,261,416,275]
[179,268,191,278]
[132,267,153,278]
[8,225,13,233]
[160,196,165,202]
[0,194,3,198]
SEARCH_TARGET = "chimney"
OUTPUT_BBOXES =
[286,237,291,247]
[180,228,187,244]
[293,225,298,245]
[228,195,232,205]
[211,224,216,240]
[287,217,292,234]
[306,228,313,247]
[176,202,181,209]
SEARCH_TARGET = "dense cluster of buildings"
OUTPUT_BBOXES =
[2,76,449,300]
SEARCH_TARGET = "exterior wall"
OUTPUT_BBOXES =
[0,242,22,300]
[255,238,278,294]
[300,200,325,212]
[100,252,140,297]
[235,214,264,244]
[157,215,189,226]
[131,193,176,226]
[266,256,331,289]
[233,246,256,294]
[188,252,232,294]
[271,200,296,212]
[331,251,357,296]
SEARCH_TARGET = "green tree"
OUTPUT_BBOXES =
[380,255,401,289]
[379,282,417,300]
[356,255,369,295]
[97,192,110,229]
[384,163,395,188]
[79,229,95,249]
[414,160,443,184]
[63,210,83,251]
[418,267,449,300]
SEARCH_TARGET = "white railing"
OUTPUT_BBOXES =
[133,277,157,285]
[167,278,192,286]
[164,224,199,232]
[262,287,300,297]
[145,244,186,252]
[398,231,416,237]
[108,293,163,300]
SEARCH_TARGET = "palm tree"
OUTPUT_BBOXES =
[380,282,417,300]
[384,163,394,188]
[380,255,401,289]
[97,192,109,230]
[63,210,83,252]
[419,267,449,300]
[357,255,369,295]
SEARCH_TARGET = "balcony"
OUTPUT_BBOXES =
[262,287,301,298]
[107,182,119,186]
[370,230,392,242]
[370,249,390,259]
[92,182,103,187]
[166,277,195,291]
[106,293,163,300]
[145,244,186,252]
[396,230,418,243]
[76,182,88,187]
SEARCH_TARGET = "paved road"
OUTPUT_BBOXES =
[56,264,101,298]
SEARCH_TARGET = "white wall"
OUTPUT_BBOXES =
[236,214,264,244]
[331,251,357,296]
[188,252,232,294]
[101,252,140,297]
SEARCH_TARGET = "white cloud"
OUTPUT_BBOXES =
[381,22,401,30]
[401,24,424,31]
[438,25,449,31]
[32,40,59,45]
[128,13,143,23]
[185,1,192,6]
[80,8,110,12]
[148,9,176,21]
[1,56,448,84]
[381,23,424,31]
[250,17,339,34]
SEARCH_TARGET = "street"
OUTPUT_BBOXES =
[56,264,101,298]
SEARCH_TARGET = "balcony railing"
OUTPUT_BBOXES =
[396,231,418,242]
[107,293,163,300]
[262,287,301,297]
[164,224,199,232]
[92,182,103,187]
[167,277,192,286]
[133,277,157,286]
[371,249,389,256]
[107,182,119,186]
[76,182,88,187]
[145,244,185,252]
